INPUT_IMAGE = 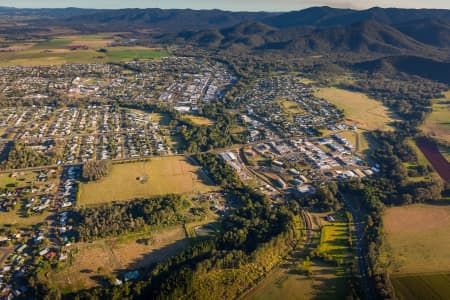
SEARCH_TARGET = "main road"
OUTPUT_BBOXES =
[339,192,374,300]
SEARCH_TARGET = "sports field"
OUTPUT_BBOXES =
[48,225,188,292]
[279,100,305,115]
[315,87,398,131]
[78,156,218,205]
[421,90,450,144]
[0,34,166,66]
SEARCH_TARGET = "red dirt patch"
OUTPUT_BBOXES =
[416,138,450,182]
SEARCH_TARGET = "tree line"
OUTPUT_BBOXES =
[81,160,112,182]
[70,194,190,242]
[56,153,305,300]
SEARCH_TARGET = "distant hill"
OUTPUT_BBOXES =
[50,8,276,33]
[1,6,449,63]
[166,20,442,57]
[263,7,450,28]
[353,56,450,84]
[282,20,437,55]
[2,6,450,36]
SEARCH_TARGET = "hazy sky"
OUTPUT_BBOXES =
[1,0,449,11]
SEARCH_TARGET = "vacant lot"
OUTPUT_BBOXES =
[79,156,218,205]
[384,204,450,274]
[0,211,51,227]
[49,225,187,292]
[315,87,397,131]
[183,115,214,126]
[421,90,450,144]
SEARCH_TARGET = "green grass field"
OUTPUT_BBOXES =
[249,211,353,300]
[421,90,450,144]
[392,273,450,300]
[0,211,51,227]
[403,139,435,182]
[385,204,450,300]
[315,87,398,131]
[0,34,167,66]
[438,144,450,162]
[78,156,218,205]
[385,204,450,275]
[34,38,72,48]
[279,99,305,115]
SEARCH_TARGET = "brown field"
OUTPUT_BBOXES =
[315,87,398,131]
[183,115,214,126]
[0,211,51,227]
[49,225,188,292]
[250,260,347,300]
[79,156,218,205]
[384,204,450,274]
[416,138,450,182]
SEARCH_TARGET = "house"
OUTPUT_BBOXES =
[44,252,56,260]
[326,215,336,222]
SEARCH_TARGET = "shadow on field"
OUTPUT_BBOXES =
[113,238,189,277]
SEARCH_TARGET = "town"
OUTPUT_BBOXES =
[0,54,420,300]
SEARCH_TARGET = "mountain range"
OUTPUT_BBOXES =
[1,6,449,82]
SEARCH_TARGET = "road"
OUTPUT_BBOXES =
[0,137,289,175]
[339,192,374,300]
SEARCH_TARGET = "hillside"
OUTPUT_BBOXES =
[394,18,450,48]
[353,56,450,84]
[167,20,442,58]
[41,8,276,33]
[283,20,436,55]
[263,6,450,28]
